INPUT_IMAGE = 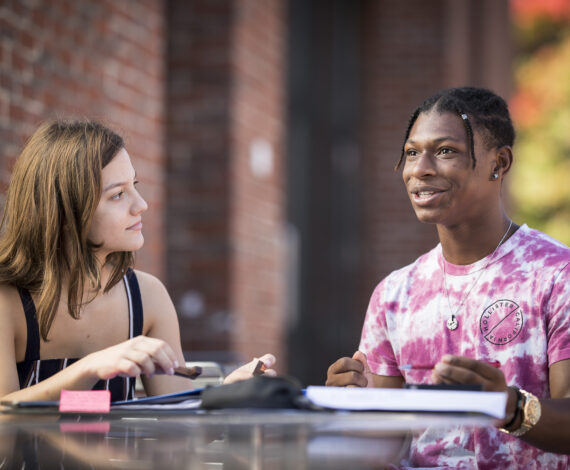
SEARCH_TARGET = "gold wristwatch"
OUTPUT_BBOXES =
[508,388,542,437]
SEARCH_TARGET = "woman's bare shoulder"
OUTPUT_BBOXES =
[132,270,174,312]
[131,269,168,294]
[0,283,23,318]
[0,284,25,362]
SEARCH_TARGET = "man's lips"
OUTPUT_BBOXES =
[409,187,447,205]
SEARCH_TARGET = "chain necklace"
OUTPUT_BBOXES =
[443,219,513,331]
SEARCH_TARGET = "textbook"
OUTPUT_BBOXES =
[305,386,507,419]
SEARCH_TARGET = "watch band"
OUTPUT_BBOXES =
[502,388,541,437]
[501,386,523,431]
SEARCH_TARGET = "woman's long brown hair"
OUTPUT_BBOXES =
[0,120,135,340]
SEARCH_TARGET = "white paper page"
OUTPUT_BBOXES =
[305,387,507,419]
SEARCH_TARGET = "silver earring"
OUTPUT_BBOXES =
[491,172,499,180]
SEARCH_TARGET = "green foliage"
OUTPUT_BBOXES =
[510,18,570,245]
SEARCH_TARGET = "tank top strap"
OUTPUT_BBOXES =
[124,268,144,338]
[17,288,41,362]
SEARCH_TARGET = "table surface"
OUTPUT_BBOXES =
[0,409,494,469]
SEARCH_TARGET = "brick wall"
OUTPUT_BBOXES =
[0,0,166,277]
[166,0,234,356]
[166,0,288,368]
[359,0,511,306]
[229,0,288,366]
[360,0,444,303]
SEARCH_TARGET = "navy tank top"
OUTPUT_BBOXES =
[16,269,143,402]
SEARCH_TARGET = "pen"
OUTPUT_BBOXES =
[173,365,202,379]
[252,360,267,376]
[400,360,501,370]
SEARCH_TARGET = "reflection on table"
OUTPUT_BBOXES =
[0,409,494,469]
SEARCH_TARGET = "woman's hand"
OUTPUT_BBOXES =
[82,335,180,381]
[326,351,375,387]
[223,353,277,384]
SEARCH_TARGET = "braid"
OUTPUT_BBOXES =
[459,113,476,169]
[395,87,515,170]
[395,109,421,170]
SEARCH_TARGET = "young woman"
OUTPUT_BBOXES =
[326,87,570,465]
[0,120,276,404]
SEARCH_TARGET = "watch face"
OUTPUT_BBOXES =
[526,397,541,424]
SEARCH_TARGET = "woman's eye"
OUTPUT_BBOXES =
[111,191,124,200]
[405,149,418,159]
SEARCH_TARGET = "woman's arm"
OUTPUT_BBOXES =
[135,270,192,396]
[0,281,182,403]
[0,335,182,402]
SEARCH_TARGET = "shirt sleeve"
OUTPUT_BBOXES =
[358,280,402,377]
[546,263,570,365]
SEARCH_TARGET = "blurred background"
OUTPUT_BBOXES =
[0,0,568,387]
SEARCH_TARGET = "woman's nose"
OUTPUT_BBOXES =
[132,190,148,214]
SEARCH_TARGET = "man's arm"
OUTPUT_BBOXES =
[432,355,570,454]
[513,358,570,453]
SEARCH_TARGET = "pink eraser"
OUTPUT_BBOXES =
[59,390,111,413]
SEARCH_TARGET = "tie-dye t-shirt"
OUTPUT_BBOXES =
[359,225,570,469]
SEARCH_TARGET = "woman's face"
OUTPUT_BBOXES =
[88,148,148,260]
[402,110,499,227]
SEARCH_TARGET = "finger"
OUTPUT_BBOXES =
[258,353,276,368]
[328,357,364,376]
[248,354,275,376]
[109,357,143,379]
[441,355,501,380]
[325,371,368,387]
[149,347,178,376]
[126,349,159,377]
[433,358,506,392]
[352,351,371,374]
[132,337,178,376]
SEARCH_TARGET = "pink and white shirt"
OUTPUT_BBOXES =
[359,224,570,469]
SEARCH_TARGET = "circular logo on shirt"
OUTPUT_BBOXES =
[480,300,523,345]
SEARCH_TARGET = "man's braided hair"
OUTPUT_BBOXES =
[395,87,516,170]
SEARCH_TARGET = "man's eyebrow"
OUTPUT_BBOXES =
[406,136,464,145]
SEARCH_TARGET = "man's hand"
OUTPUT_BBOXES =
[326,351,375,387]
[431,354,517,428]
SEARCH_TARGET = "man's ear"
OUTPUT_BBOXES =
[492,146,513,179]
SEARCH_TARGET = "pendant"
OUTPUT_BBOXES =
[446,315,458,331]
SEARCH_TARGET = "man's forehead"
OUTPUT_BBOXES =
[408,110,468,142]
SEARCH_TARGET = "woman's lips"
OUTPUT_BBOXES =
[127,221,142,231]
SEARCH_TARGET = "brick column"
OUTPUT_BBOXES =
[166,0,288,368]
[229,0,288,367]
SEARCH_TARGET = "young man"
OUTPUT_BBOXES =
[326,87,570,467]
